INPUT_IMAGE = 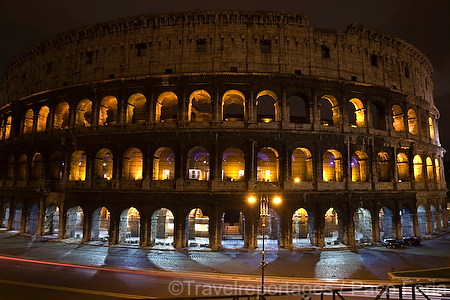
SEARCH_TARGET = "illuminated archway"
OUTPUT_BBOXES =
[189,90,211,122]
[348,98,365,128]
[392,105,404,132]
[397,153,409,182]
[156,92,178,122]
[75,98,92,127]
[223,90,245,121]
[320,95,340,126]
[37,106,50,132]
[153,147,175,180]
[379,207,394,240]
[119,207,140,244]
[324,207,343,245]
[292,208,314,247]
[186,208,210,248]
[187,146,210,181]
[94,148,113,180]
[122,148,143,180]
[126,93,147,124]
[417,205,427,236]
[99,96,118,126]
[291,147,313,182]
[400,206,413,237]
[322,149,343,182]
[53,102,70,130]
[23,109,34,134]
[430,205,437,232]
[376,152,391,182]
[351,151,369,182]
[426,157,434,182]
[257,147,279,182]
[221,209,245,249]
[413,155,423,182]
[13,203,22,231]
[354,207,372,244]
[26,203,39,236]
[407,108,418,135]
[151,208,174,247]
[66,206,83,239]
[2,202,10,228]
[91,207,110,243]
[256,90,279,123]
[221,148,245,181]
[435,158,441,183]
[258,208,281,248]
[44,204,59,236]
[69,151,87,181]
[4,116,11,139]
[429,117,435,140]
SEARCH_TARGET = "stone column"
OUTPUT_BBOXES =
[36,196,45,236]
[372,205,380,242]
[108,210,119,245]
[315,209,325,247]
[173,211,186,249]
[82,210,91,243]
[208,206,221,251]
[58,202,66,239]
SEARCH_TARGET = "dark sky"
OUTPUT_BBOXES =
[1,0,449,155]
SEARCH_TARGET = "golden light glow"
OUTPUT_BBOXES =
[273,196,281,204]
[294,178,300,183]
[248,196,256,203]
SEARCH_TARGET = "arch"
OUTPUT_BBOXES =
[17,154,27,180]
[99,96,118,126]
[30,153,44,180]
[221,209,245,249]
[292,208,314,247]
[156,91,178,122]
[258,208,281,248]
[75,98,93,127]
[66,206,84,239]
[320,95,340,126]
[122,148,143,180]
[429,117,435,140]
[426,157,434,182]
[2,202,10,228]
[435,158,441,183]
[187,146,210,181]
[371,101,386,130]
[289,94,309,123]
[94,148,113,180]
[153,147,175,180]
[348,98,365,128]
[7,156,14,180]
[413,155,423,182]
[257,147,279,182]
[126,93,147,124]
[430,205,437,232]
[189,90,211,122]
[391,105,404,132]
[322,149,343,182]
[186,208,210,248]
[417,205,427,236]
[291,147,313,182]
[379,207,394,240]
[407,108,418,135]
[324,207,343,245]
[49,152,64,180]
[222,148,245,181]
[37,106,50,132]
[400,206,413,237]
[4,116,11,139]
[256,90,279,122]
[151,208,174,247]
[354,207,372,244]
[53,102,70,130]
[69,151,87,181]
[397,153,409,182]
[119,207,140,245]
[44,204,59,236]
[13,203,23,231]
[26,203,39,236]
[376,152,391,182]
[351,151,369,182]
[23,109,34,134]
[223,90,245,121]
[91,207,110,243]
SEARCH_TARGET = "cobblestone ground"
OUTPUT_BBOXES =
[0,230,449,280]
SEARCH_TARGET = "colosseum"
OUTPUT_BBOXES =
[0,10,446,251]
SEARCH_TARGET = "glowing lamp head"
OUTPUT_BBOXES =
[273,196,281,204]
[294,178,300,183]
[248,196,256,203]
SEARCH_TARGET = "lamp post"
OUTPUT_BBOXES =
[248,182,281,300]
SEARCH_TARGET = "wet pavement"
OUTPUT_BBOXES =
[0,230,449,281]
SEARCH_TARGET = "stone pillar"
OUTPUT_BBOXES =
[393,206,402,239]
[392,147,399,190]
[58,202,66,239]
[19,200,26,235]
[108,210,119,245]
[412,210,419,237]
[426,208,433,234]
[315,209,325,247]
[280,87,289,123]
[139,211,149,247]
[246,212,257,250]
[248,89,256,124]
[36,196,45,236]
[311,89,320,131]
[82,210,91,243]
[249,139,257,181]
[208,207,221,251]
[174,211,186,249]
[372,205,380,242]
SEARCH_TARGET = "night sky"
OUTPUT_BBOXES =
[1,0,449,156]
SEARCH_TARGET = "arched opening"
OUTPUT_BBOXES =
[292,208,314,247]
[75,99,92,127]
[69,151,87,181]
[7,156,14,180]
[430,205,437,232]
[371,101,386,130]
[379,207,394,240]
[256,90,278,123]
[223,90,245,121]
[258,208,281,249]
[413,155,423,182]
[44,204,59,236]
[4,116,12,139]
[429,117,435,140]
[13,203,23,231]
[17,154,27,180]
[156,92,178,122]
[126,93,146,124]
[26,203,39,236]
[94,148,113,180]
[30,153,44,180]
[23,109,34,134]
[291,147,313,182]
[392,105,404,132]
[187,146,210,181]
[221,209,245,249]
[400,206,413,237]
[376,152,391,182]
[99,96,118,126]
[186,208,209,248]
[53,102,70,130]
[324,207,343,246]
[354,207,372,244]
[189,90,211,122]
[222,148,245,181]
[397,153,409,182]
[435,158,441,183]
[37,106,50,132]
[351,151,369,182]
[153,147,175,180]
[66,206,83,239]
[417,205,427,236]
[119,207,140,245]
[348,98,365,128]
[151,208,174,247]
[323,149,343,182]
[426,157,434,182]
[2,202,10,228]
[49,152,64,180]
[257,147,279,182]
[91,207,110,243]
[289,94,309,123]
[320,95,339,126]
[122,148,143,180]
[407,109,418,135]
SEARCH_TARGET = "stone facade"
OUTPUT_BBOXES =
[0,10,446,251]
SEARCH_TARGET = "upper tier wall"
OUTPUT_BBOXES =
[0,10,434,107]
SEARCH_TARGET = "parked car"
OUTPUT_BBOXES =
[402,236,421,246]
[382,238,403,248]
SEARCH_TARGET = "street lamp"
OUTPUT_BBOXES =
[248,182,281,299]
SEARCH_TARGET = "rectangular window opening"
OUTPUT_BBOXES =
[165,69,173,74]
[85,51,94,64]
[136,43,147,56]
[371,54,378,67]
[295,69,302,75]
[321,45,330,58]
[351,76,357,81]
[261,40,271,53]
[196,39,206,53]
